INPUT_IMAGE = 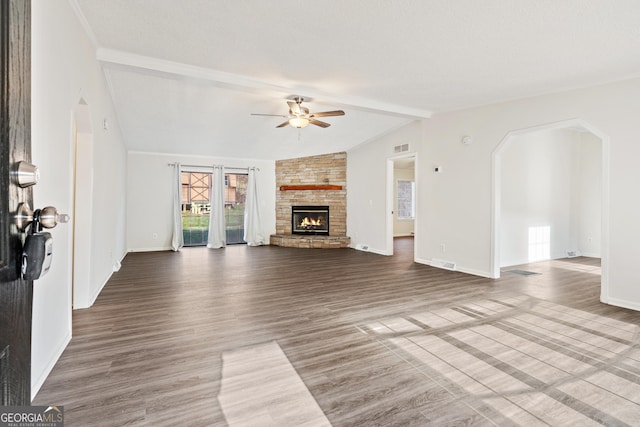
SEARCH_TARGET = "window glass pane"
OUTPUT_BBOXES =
[397,180,415,219]
[225,173,248,244]
[181,171,212,246]
[180,171,249,246]
[528,225,550,262]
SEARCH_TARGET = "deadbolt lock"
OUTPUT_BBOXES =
[12,161,40,188]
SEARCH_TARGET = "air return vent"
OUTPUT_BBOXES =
[431,258,457,270]
[394,143,409,153]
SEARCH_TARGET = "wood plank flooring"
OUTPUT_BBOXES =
[33,238,640,426]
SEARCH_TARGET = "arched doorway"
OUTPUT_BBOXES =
[492,119,610,300]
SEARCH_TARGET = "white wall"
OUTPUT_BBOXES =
[500,128,601,267]
[572,132,602,258]
[347,121,422,255]
[349,78,640,310]
[127,152,275,251]
[31,0,128,398]
[394,166,415,236]
[412,78,640,309]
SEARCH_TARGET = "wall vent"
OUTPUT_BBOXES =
[393,143,409,153]
[431,258,457,270]
[356,244,369,251]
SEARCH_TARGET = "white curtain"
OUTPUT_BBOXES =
[244,167,265,246]
[207,165,226,248]
[170,163,184,251]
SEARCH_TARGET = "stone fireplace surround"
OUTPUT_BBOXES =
[270,152,350,248]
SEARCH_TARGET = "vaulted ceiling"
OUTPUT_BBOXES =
[72,0,640,160]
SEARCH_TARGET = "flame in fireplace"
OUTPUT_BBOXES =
[300,216,323,227]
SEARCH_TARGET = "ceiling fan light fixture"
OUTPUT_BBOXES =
[289,117,309,128]
[252,98,344,129]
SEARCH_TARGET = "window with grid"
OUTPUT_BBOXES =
[182,172,211,205]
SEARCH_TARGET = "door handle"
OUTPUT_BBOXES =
[13,203,69,232]
[14,204,69,280]
[36,206,70,230]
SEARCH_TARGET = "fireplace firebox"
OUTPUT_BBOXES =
[292,206,329,235]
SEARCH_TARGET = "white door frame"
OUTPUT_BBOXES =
[72,100,94,309]
[386,152,418,257]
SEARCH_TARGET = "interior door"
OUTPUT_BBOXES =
[0,0,32,405]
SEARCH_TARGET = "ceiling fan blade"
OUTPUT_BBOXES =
[287,100,301,115]
[276,120,290,128]
[309,110,345,118]
[309,119,331,128]
[251,113,289,117]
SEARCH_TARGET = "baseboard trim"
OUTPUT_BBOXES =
[31,331,71,401]
[457,265,495,279]
[350,244,391,256]
[87,270,111,308]
[603,296,640,312]
[128,246,173,252]
[579,252,601,258]
[75,250,129,310]
[368,247,392,256]
[414,257,494,279]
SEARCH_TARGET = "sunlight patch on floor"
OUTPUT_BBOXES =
[550,259,601,275]
[368,296,640,426]
[218,341,331,427]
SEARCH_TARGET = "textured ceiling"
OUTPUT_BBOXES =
[73,0,640,160]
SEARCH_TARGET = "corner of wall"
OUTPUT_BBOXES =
[31,331,72,401]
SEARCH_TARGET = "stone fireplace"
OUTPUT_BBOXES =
[270,152,350,248]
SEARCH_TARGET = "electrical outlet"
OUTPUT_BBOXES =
[152,233,158,240]
[440,243,446,252]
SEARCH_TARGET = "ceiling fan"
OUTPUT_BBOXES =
[251,97,345,129]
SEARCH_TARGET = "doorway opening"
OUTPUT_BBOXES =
[181,170,248,246]
[386,154,417,257]
[492,119,609,300]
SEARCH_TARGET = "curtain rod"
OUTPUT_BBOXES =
[167,163,259,171]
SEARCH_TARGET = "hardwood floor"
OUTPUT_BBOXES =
[33,238,640,426]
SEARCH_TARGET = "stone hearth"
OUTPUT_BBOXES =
[270,234,350,248]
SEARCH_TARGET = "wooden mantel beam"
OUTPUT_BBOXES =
[279,185,343,191]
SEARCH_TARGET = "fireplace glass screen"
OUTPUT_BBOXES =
[292,206,329,235]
